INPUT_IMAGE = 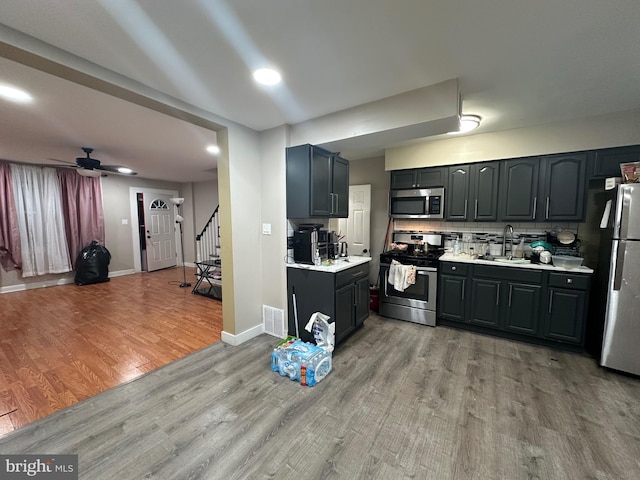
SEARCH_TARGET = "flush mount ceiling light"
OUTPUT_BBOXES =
[448,114,481,135]
[0,85,33,103]
[252,67,282,86]
[117,167,133,174]
[206,144,220,155]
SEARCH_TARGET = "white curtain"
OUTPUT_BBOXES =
[10,164,72,277]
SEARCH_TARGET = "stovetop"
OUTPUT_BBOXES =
[380,247,444,267]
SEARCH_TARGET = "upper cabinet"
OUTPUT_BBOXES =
[591,145,640,179]
[446,165,471,220]
[499,158,541,221]
[541,153,587,221]
[286,144,349,218]
[390,167,448,189]
[499,154,587,222]
[446,162,499,221]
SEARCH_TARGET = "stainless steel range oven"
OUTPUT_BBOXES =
[378,233,443,327]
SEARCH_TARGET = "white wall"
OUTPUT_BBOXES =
[218,124,264,343]
[259,126,290,315]
[386,108,640,170]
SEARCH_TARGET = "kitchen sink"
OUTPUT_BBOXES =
[491,257,531,264]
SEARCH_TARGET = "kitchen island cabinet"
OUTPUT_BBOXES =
[287,258,371,345]
[437,256,591,351]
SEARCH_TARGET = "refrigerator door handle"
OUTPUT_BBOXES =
[613,241,626,291]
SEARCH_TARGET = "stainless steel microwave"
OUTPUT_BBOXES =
[389,188,445,219]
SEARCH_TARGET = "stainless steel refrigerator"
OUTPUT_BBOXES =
[600,183,640,375]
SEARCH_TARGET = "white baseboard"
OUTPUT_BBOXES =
[0,269,136,294]
[221,324,264,346]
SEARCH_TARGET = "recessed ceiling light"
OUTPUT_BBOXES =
[253,68,282,86]
[0,85,33,103]
[447,114,481,135]
[206,145,220,155]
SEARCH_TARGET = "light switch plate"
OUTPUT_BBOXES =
[262,223,271,235]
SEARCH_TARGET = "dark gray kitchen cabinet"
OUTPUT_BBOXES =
[469,277,501,328]
[438,261,588,350]
[544,273,590,345]
[469,265,542,336]
[437,262,468,322]
[446,165,471,220]
[286,262,370,346]
[541,153,587,221]
[286,144,349,218]
[471,162,500,221]
[591,145,640,179]
[502,282,541,336]
[499,158,541,221]
[390,167,448,189]
[446,162,499,221]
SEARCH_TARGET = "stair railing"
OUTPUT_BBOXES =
[196,205,221,262]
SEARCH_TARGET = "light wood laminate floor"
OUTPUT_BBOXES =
[1,314,639,479]
[0,267,222,434]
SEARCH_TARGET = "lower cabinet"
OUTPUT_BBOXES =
[438,261,590,349]
[543,273,589,344]
[287,262,370,345]
[438,263,468,322]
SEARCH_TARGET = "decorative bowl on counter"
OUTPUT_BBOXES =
[551,255,583,269]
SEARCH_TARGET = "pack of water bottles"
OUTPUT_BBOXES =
[270,312,334,387]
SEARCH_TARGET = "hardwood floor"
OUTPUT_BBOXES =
[0,267,222,435]
[1,314,639,479]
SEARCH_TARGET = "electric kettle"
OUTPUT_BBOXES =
[339,242,348,257]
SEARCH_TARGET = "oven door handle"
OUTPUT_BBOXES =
[384,270,389,297]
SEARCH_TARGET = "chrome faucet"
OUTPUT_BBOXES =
[502,224,514,258]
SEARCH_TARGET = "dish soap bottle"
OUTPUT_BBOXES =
[514,238,525,258]
[314,249,322,266]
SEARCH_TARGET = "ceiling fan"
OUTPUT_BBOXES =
[71,147,137,177]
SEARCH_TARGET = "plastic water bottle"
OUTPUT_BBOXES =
[453,236,462,256]
[314,249,321,266]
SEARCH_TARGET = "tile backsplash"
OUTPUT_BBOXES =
[392,219,580,251]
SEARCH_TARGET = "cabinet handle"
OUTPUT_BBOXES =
[474,199,478,220]
[464,200,468,218]
[496,287,500,306]
[566,278,573,284]
[461,280,465,301]
[452,266,457,271]
[508,284,513,306]
[354,285,358,307]
[545,197,550,220]
[548,294,554,314]
[533,197,537,220]
[330,193,335,214]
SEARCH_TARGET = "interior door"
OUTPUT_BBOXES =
[337,184,371,256]
[144,193,177,271]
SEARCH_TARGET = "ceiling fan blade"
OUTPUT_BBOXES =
[47,157,77,166]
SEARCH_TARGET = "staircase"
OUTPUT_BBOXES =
[196,205,221,262]
[193,205,222,300]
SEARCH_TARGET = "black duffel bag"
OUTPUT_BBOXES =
[75,241,111,285]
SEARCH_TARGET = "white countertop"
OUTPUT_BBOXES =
[440,253,594,274]
[286,256,371,273]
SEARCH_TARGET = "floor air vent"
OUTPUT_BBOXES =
[263,305,286,338]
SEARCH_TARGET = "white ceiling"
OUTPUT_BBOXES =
[1,0,640,182]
